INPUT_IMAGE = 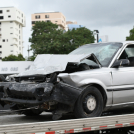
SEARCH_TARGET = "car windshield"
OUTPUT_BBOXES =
[69,43,123,67]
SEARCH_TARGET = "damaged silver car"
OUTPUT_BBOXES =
[0,41,134,120]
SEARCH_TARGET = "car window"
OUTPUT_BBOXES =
[69,43,123,67]
[119,44,134,67]
[80,59,98,66]
[125,46,134,57]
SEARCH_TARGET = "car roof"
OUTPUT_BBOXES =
[121,41,134,46]
[88,41,134,46]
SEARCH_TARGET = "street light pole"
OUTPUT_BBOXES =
[97,32,99,43]
[94,30,99,43]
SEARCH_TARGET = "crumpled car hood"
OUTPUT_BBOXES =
[18,54,92,76]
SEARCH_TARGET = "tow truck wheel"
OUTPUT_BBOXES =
[23,109,43,116]
[74,86,103,118]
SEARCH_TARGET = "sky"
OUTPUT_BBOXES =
[0,0,134,57]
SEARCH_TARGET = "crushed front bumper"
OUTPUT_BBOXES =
[0,82,81,106]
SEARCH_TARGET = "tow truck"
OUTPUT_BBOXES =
[1,112,134,134]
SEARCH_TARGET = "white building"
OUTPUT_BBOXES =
[0,7,25,59]
[99,35,109,43]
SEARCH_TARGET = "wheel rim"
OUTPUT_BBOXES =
[83,95,97,114]
[87,96,96,111]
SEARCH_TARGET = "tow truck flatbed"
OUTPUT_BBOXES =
[0,112,134,134]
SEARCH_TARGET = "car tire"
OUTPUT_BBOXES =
[0,75,6,82]
[74,86,103,118]
[23,109,42,116]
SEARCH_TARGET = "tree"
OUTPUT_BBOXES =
[27,55,36,61]
[29,21,95,56]
[29,21,64,56]
[63,27,95,53]
[126,27,134,40]
[2,54,25,61]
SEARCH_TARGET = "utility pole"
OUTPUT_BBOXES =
[94,30,99,43]
[28,45,30,59]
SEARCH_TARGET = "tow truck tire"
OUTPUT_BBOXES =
[23,109,42,116]
[74,86,103,118]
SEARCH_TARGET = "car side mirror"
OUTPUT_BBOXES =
[112,59,130,68]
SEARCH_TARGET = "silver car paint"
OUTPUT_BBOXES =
[58,41,134,109]
[58,68,113,106]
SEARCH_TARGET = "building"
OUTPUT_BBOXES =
[31,12,66,30]
[99,35,109,43]
[0,7,25,59]
[66,21,77,25]
[66,21,84,30]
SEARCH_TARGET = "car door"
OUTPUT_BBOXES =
[111,44,134,105]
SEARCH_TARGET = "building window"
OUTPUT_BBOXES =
[10,45,13,46]
[55,21,58,22]
[32,21,35,24]
[7,10,10,12]
[7,39,8,42]
[10,21,13,23]
[19,47,21,50]
[0,57,2,60]
[22,14,23,17]
[0,10,2,13]
[10,27,13,29]
[22,19,23,23]
[0,51,2,53]
[45,15,49,18]
[3,39,5,42]
[0,22,1,25]
[0,45,2,48]
[0,28,1,31]
[10,33,13,34]
[0,34,1,36]
[8,15,11,18]
[0,16,4,19]
[35,15,40,19]
[11,50,13,52]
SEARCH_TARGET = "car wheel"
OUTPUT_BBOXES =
[74,86,103,118]
[23,109,42,116]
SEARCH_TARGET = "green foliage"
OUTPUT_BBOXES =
[29,21,95,56]
[126,27,134,41]
[2,54,25,61]
[63,27,95,53]
[27,56,36,61]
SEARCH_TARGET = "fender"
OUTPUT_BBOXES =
[78,78,112,106]
[59,72,113,107]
